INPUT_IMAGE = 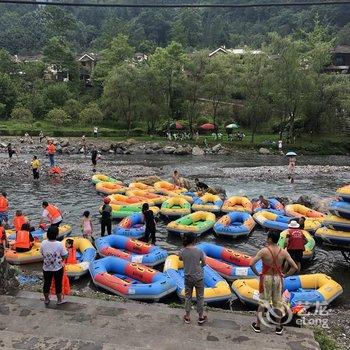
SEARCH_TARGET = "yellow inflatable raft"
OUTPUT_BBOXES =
[108,194,155,206]
[232,274,343,307]
[154,181,186,196]
[5,242,42,265]
[167,211,216,235]
[96,182,126,195]
[222,196,252,213]
[128,182,155,192]
[92,174,121,185]
[285,204,325,221]
[278,229,315,260]
[192,193,223,213]
[62,237,97,279]
[6,224,72,241]
[323,215,350,232]
[315,227,350,246]
[336,184,350,201]
[160,197,191,218]
[164,255,232,303]
[125,189,168,205]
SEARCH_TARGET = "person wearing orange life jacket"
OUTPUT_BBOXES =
[40,201,63,227]
[0,221,8,248]
[65,239,77,264]
[15,223,34,252]
[285,220,307,273]
[13,210,28,232]
[0,192,9,226]
[47,140,56,167]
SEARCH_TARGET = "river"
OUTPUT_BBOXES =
[1,153,349,309]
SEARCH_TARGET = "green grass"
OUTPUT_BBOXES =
[313,327,342,350]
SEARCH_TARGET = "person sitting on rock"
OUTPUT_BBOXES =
[258,195,270,209]
[195,178,209,193]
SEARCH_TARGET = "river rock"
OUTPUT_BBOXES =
[174,145,191,155]
[296,195,315,208]
[212,144,222,153]
[0,247,19,295]
[145,148,156,154]
[259,147,270,155]
[192,146,204,156]
[0,142,7,148]
[163,146,176,154]
[60,139,69,147]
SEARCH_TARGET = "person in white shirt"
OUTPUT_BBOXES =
[93,126,98,138]
[40,226,68,305]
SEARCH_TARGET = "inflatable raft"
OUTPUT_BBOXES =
[336,185,350,202]
[196,243,262,280]
[315,227,350,246]
[160,197,191,218]
[96,182,126,195]
[192,193,223,213]
[5,242,42,265]
[62,237,97,279]
[213,212,255,238]
[323,215,350,231]
[232,274,343,308]
[285,204,325,221]
[113,213,145,238]
[125,189,167,205]
[154,181,186,196]
[253,211,321,232]
[329,200,350,220]
[90,256,176,300]
[128,182,155,192]
[92,174,121,185]
[6,224,72,241]
[108,194,155,206]
[95,235,168,266]
[278,230,315,260]
[102,204,160,219]
[166,211,216,236]
[222,196,252,213]
[164,255,232,302]
[252,198,285,215]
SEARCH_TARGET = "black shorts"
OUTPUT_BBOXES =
[288,249,304,263]
[92,158,97,166]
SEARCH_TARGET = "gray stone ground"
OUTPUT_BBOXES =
[0,291,320,350]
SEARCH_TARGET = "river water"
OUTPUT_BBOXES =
[1,153,350,309]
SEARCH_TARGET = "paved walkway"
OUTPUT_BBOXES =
[0,291,320,350]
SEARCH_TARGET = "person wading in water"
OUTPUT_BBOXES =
[250,231,298,335]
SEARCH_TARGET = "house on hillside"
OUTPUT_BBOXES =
[209,46,262,58]
[77,53,99,85]
[325,45,350,74]
[134,52,148,63]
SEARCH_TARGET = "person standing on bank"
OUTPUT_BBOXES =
[142,203,156,245]
[101,197,112,236]
[179,232,207,325]
[40,225,68,305]
[47,140,56,167]
[91,146,98,172]
[31,155,40,180]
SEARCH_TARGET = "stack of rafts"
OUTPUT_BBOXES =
[316,185,350,246]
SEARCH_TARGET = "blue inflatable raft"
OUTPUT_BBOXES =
[112,213,145,238]
[329,200,350,220]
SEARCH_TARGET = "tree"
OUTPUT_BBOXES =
[64,99,82,121]
[102,64,141,132]
[43,36,79,82]
[46,108,71,126]
[150,42,188,118]
[11,106,34,124]
[240,53,272,143]
[43,83,72,110]
[92,34,134,83]
[0,49,17,74]
[0,73,17,118]
[79,103,103,125]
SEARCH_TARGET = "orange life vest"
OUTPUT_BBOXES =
[0,227,6,244]
[66,247,77,264]
[46,205,61,222]
[47,144,56,155]
[16,230,31,249]
[0,196,9,212]
[13,215,26,232]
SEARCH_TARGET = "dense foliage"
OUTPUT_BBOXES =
[0,3,349,140]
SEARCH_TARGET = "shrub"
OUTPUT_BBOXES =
[11,106,34,124]
[131,127,144,136]
[79,103,103,126]
[63,99,82,120]
[46,108,71,126]
[33,121,42,128]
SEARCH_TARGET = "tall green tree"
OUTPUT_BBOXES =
[0,73,17,118]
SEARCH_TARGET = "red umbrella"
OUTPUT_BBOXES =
[199,123,216,130]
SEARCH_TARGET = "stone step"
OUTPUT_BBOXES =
[0,291,320,350]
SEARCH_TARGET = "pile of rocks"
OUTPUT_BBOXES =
[0,247,19,295]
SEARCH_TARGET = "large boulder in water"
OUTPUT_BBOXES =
[163,146,176,154]
[212,144,222,153]
[192,146,204,156]
[259,147,270,155]
[0,247,19,295]
[174,145,191,155]
[296,195,315,208]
